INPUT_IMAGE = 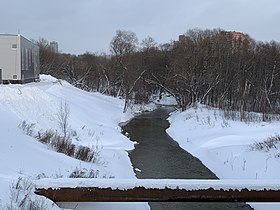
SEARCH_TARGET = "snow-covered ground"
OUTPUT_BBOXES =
[167,104,280,210]
[0,75,151,210]
[1,76,279,210]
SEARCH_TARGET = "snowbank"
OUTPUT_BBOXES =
[0,75,149,210]
[167,104,280,210]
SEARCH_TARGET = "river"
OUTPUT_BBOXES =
[122,106,253,210]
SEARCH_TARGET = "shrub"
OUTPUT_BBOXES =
[52,135,75,157]
[37,130,99,163]
[69,167,100,178]
[18,121,36,136]
[75,145,94,162]
[36,130,54,144]
[250,135,280,152]
[6,177,47,210]
[68,167,114,179]
[18,109,100,163]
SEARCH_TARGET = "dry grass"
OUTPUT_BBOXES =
[250,135,280,152]
[6,177,47,210]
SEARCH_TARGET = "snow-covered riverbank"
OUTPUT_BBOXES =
[0,75,151,210]
[167,104,280,210]
[2,75,279,210]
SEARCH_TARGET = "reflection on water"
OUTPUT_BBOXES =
[122,107,253,210]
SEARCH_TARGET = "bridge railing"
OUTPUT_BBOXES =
[34,178,280,202]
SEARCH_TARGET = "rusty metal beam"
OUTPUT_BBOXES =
[34,178,280,202]
[35,186,280,202]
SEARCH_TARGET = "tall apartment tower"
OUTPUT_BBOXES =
[50,41,58,53]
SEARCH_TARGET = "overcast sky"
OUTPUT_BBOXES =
[1,0,279,54]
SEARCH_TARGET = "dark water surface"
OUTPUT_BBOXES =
[122,107,252,210]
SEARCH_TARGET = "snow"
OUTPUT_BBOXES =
[35,178,280,191]
[167,104,280,210]
[153,93,177,106]
[0,75,149,210]
[1,75,279,209]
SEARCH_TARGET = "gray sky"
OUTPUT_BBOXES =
[1,0,279,54]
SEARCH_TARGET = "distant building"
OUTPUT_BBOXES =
[220,31,251,52]
[0,34,40,84]
[50,41,58,53]
[176,31,251,50]
[220,31,250,46]
[221,31,249,42]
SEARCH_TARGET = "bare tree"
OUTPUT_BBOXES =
[61,54,93,90]
[36,29,280,119]
[110,30,138,57]
[110,30,144,112]
[36,38,58,75]
[57,101,70,139]
[141,36,157,51]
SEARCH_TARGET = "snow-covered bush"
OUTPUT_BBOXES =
[19,122,100,163]
[53,135,75,157]
[18,121,36,136]
[69,167,100,178]
[223,108,280,123]
[36,130,54,144]
[6,177,47,210]
[69,167,114,179]
[250,135,280,152]
[75,145,94,162]
[36,129,99,162]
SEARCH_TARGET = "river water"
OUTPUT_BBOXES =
[122,107,252,210]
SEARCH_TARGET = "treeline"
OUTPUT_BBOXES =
[37,28,280,117]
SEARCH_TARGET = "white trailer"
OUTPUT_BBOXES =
[0,34,39,83]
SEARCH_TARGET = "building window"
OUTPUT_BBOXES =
[12,44,17,49]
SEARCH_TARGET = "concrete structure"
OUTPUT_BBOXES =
[0,34,40,83]
[50,41,58,53]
